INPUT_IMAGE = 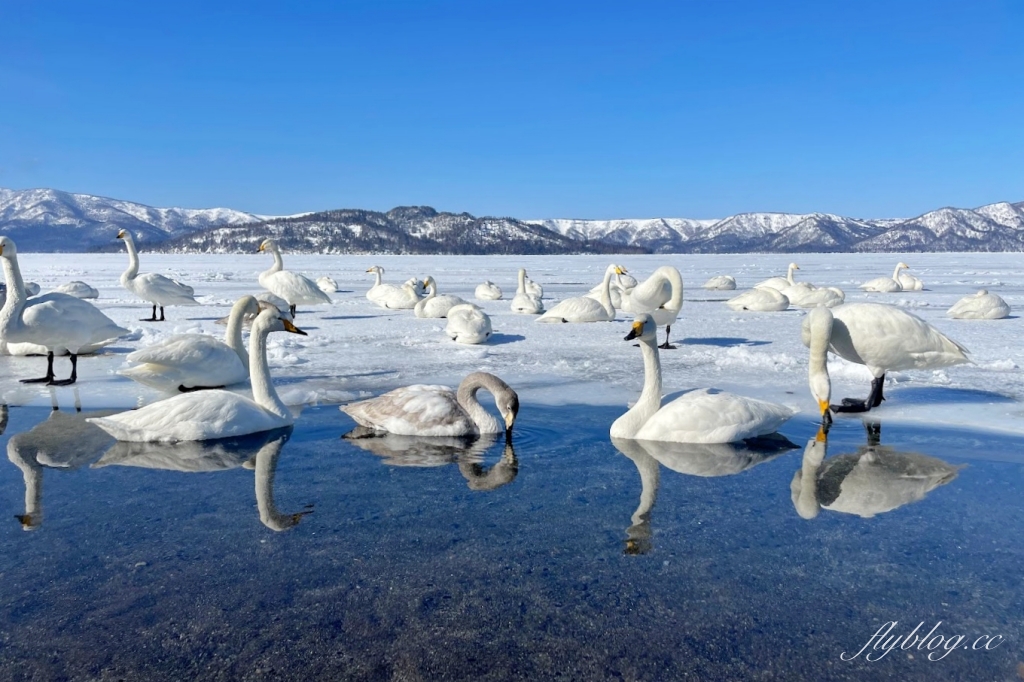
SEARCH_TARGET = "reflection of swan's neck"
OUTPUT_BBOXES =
[249,319,290,420]
[610,338,663,438]
[794,437,825,519]
[517,269,527,295]
[224,298,252,367]
[456,373,508,434]
[458,439,518,491]
[0,253,28,337]
[121,234,140,283]
[8,441,42,530]
[254,437,301,530]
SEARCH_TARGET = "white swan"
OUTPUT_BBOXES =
[475,281,503,301]
[87,308,306,442]
[119,295,261,392]
[537,264,625,323]
[755,263,800,291]
[53,281,99,299]
[788,285,845,308]
[610,314,794,443]
[340,372,519,437]
[616,266,684,348]
[725,288,790,312]
[117,229,198,320]
[897,266,924,291]
[510,268,544,314]
[859,262,909,293]
[525,276,543,298]
[803,303,969,419]
[316,276,339,293]
[405,277,428,297]
[947,290,1010,320]
[257,239,332,315]
[414,276,471,318]
[0,237,127,384]
[445,304,492,344]
[701,275,736,290]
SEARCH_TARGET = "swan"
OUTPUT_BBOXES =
[475,281,503,301]
[119,295,261,392]
[791,422,959,519]
[897,266,924,291]
[701,275,736,290]
[525,276,543,298]
[365,265,402,304]
[947,290,1010,320]
[53,281,99,299]
[510,268,544,314]
[0,237,128,384]
[405,277,428,297]
[725,288,790,312]
[445,304,492,344]
[414,276,471,318]
[257,239,332,316]
[616,266,684,348]
[316,276,339,293]
[340,372,519,437]
[788,286,845,308]
[859,262,909,293]
[610,314,794,443]
[537,264,626,323]
[117,229,198,320]
[87,308,306,442]
[755,263,800,291]
[803,304,969,419]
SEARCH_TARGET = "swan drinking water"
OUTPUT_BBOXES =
[257,239,332,316]
[117,229,199,321]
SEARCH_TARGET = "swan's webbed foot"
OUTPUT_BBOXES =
[48,377,77,386]
[21,376,53,384]
[658,342,677,350]
[833,399,870,413]
[178,384,226,393]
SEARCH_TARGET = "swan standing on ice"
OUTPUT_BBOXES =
[725,288,790,312]
[755,263,801,291]
[511,268,544,314]
[257,239,332,316]
[475,281,503,301]
[414,276,471,318]
[119,295,262,392]
[341,372,519,437]
[88,309,307,442]
[617,266,684,348]
[53,281,99,299]
[445,304,492,344]
[701,275,736,290]
[859,262,910,293]
[803,304,969,420]
[117,229,199,321]
[537,264,626,323]
[610,314,794,443]
[0,237,127,385]
[947,290,1010,320]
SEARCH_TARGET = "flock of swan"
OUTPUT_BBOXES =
[0,233,1011,455]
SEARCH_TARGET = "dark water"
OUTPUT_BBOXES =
[1,401,1022,681]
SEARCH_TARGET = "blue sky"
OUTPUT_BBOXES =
[1,0,1021,219]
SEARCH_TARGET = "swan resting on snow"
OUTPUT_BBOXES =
[701,275,736,290]
[117,229,198,321]
[726,287,790,312]
[316,276,339,293]
[257,239,332,315]
[538,264,625,323]
[445,304,493,344]
[414,276,471,318]
[475,281,503,300]
[53,281,99,299]
[610,314,794,443]
[341,372,519,437]
[859,262,910,293]
[88,308,306,442]
[947,290,1010,320]
[510,268,544,314]
[803,304,969,422]
[755,263,800,291]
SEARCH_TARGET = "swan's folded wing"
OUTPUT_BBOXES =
[636,389,794,444]
[340,385,475,436]
[137,272,199,303]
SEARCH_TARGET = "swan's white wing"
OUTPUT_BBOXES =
[947,292,1010,319]
[859,276,901,292]
[537,295,611,323]
[702,275,736,290]
[725,289,789,312]
[475,282,502,300]
[53,281,99,299]
[133,272,198,304]
[15,293,127,351]
[340,385,475,437]
[510,293,544,314]
[367,283,403,305]
[262,271,332,306]
[445,305,492,344]
[635,389,794,444]
[829,303,969,372]
[754,276,790,291]
[417,295,470,318]
[316,276,339,293]
[122,334,247,390]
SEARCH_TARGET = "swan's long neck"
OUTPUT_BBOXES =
[121,236,140,283]
[787,264,797,285]
[892,263,905,280]
[456,373,506,434]
[266,247,284,274]
[610,338,663,438]
[658,266,684,312]
[0,254,27,337]
[517,269,527,295]
[249,322,290,420]
[597,268,616,317]
[808,313,832,407]
[224,300,251,367]
[373,268,383,286]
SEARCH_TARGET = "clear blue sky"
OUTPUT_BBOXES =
[1,0,1021,219]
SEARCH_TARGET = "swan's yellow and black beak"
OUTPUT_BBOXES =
[815,424,829,443]
[504,397,519,435]
[615,266,627,275]
[282,319,307,336]
[819,399,833,426]
[257,243,265,253]
[116,229,126,240]
[365,267,373,272]
[624,319,644,341]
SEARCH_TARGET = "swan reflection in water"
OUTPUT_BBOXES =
[791,421,961,520]
[342,427,518,492]
[5,390,117,530]
[612,434,798,555]
[93,428,312,531]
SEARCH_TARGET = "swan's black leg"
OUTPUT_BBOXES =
[142,304,158,321]
[21,351,56,384]
[48,354,78,386]
[868,374,886,408]
[834,375,885,413]
[159,306,166,321]
[658,325,677,350]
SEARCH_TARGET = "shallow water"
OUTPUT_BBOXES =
[1,402,1022,681]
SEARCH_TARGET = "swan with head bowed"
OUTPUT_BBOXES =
[803,304,969,423]
[316,276,339,293]
[537,264,626,323]
[341,372,519,437]
[88,308,307,442]
[257,239,332,316]
[859,262,911,293]
[610,314,794,443]
[414,277,471,318]
[755,263,801,291]
[475,281,503,301]
[117,229,199,321]
[701,275,736,290]
[0,237,128,385]
[947,290,1010,320]
[445,304,492,344]
[119,295,262,392]
[725,287,790,312]
[510,268,544,314]
[616,266,684,348]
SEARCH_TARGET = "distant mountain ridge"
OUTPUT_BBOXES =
[1,187,1022,254]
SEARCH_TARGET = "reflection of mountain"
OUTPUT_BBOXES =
[791,422,960,520]
[612,435,797,554]
[343,428,519,492]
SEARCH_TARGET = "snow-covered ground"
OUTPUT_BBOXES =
[2,252,1022,436]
